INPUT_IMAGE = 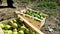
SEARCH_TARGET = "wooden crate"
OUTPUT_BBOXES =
[14,9,47,34]
[0,18,44,34]
[22,8,47,28]
[15,9,47,29]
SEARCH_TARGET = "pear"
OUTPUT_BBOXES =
[13,19,17,23]
[12,23,18,28]
[19,19,24,23]
[8,20,13,25]
[4,30,12,34]
[10,20,13,23]
[12,31,18,34]
[18,30,24,34]
[32,32,36,34]
[4,25,11,29]
[20,26,26,31]
[29,30,36,34]
[13,29,18,34]
[0,24,5,28]
[29,29,35,34]
[13,29,17,32]
[25,28,29,34]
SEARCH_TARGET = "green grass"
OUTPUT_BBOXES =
[42,9,56,15]
[37,2,58,8]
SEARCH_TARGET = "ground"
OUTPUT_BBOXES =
[0,0,60,34]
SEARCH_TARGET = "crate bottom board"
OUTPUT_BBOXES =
[20,14,41,29]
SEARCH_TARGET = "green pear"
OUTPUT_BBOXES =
[13,29,17,32]
[13,29,18,34]
[20,26,26,31]
[13,19,17,23]
[19,19,24,23]
[4,25,11,29]
[10,20,14,23]
[4,30,12,34]
[0,24,5,28]
[13,32,18,34]
[25,28,29,34]
[18,30,24,34]
[8,20,13,25]
[32,32,36,34]
[12,23,18,28]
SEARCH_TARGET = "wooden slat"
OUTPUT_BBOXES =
[17,14,44,34]
[20,14,41,29]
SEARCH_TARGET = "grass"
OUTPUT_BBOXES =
[37,1,58,8]
[43,9,56,15]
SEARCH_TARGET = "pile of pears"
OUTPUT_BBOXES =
[26,9,46,20]
[0,18,36,34]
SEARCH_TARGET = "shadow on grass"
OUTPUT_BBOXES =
[0,6,16,9]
